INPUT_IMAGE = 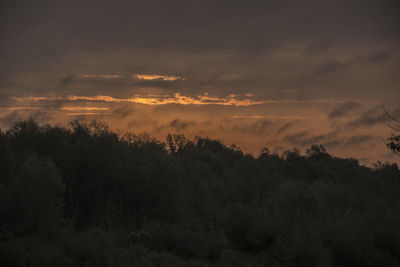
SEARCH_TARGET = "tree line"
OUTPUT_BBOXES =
[0,119,400,266]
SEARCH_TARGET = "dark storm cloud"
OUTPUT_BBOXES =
[328,102,360,119]
[1,0,399,70]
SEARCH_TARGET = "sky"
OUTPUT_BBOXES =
[1,0,400,165]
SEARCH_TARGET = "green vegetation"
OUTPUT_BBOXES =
[1,119,400,266]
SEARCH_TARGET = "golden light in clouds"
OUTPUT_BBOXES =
[79,74,185,80]
[135,74,183,81]
[13,93,350,107]
[64,113,110,116]
[60,107,109,111]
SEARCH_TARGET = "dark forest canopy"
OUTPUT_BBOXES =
[1,119,400,267]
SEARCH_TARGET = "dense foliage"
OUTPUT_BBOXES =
[1,119,400,266]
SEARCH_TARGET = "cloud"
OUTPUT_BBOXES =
[356,51,392,65]
[328,102,360,119]
[346,106,381,129]
[231,119,273,135]
[0,92,13,105]
[282,130,338,148]
[61,106,112,117]
[134,74,184,81]
[213,118,275,136]
[64,112,110,116]
[277,122,295,133]
[81,74,123,79]
[112,104,134,118]
[315,61,347,75]
[13,94,352,107]
[304,41,333,56]
[0,111,22,127]
[282,131,309,145]
[127,119,162,132]
[0,109,54,127]
[345,135,376,146]
[313,50,393,76]
[58,75,74,88]
[282,126,378,151]
[61,107,109,111]
[169,119,196,131]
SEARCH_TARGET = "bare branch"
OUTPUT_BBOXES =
[383,105,400,124]
[378,115,400,132]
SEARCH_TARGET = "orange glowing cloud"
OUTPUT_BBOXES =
[13,93,351,107]
[64,112,113,116]
[60,107,109,111]
[134,74,183,81]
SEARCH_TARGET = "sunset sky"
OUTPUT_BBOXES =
[1,0,399,165]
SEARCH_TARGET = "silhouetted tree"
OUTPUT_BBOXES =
[1,119,400,267]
